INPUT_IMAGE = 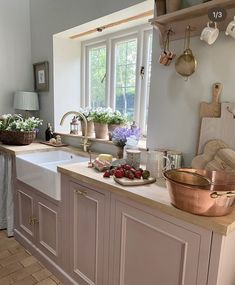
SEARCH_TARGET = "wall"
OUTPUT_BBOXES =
[29,0,144,131]
[0,0,32,114]
[147,32,235,165]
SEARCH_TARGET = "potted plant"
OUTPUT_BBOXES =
[112,126,141,158]
[0,114,43,145]
[79,107,94,137]
[91,107,111,139]
[107,110,128,140]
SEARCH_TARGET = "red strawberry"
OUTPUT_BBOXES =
[114,169,124,178]
[134,170,142,179]
[124,164,131,170]
[128,172,135,180]
[103,170,111,178]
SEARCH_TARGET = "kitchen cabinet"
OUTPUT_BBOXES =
[61,177,110,285]
[14,180,61,264]
[109,194,212,285]
[151,0,235,43]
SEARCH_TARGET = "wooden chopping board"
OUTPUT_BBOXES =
[40,141,68,147]
[200,83,222,119]
[114,177,156,186]
[198,102,235,154]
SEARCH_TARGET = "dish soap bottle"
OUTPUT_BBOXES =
[45,123,53,141]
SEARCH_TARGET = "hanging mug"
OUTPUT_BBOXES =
[200,22,219,45]
[225,16,235,39]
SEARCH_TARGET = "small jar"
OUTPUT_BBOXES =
[126,149,141,170]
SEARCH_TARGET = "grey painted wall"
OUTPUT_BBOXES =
[0,0,32,114]
[29,0,235,164]
[147,31,235,165]
[29,0,143,130]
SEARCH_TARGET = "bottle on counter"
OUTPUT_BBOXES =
[45,123,53,141]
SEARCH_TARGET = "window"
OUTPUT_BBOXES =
[115,37,137,121]
[87,44,106,108]
[82,25,152,134]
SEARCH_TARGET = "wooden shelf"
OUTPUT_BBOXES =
[150,0,235,43]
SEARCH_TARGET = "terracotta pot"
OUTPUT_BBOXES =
[81,120,94,137]
[94,123,108,139]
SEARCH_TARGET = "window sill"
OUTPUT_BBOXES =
[55,132,147,150]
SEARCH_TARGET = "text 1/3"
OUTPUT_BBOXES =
[208,7,227,22]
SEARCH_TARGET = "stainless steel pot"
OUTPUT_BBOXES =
[164,168,235,216]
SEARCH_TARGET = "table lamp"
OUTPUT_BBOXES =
[13,91,39,116]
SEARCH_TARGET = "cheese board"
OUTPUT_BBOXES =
[199,83,222,119]
[114,176,156,186]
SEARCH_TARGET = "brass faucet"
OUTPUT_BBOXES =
[60,111,90,152]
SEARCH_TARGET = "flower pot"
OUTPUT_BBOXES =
[81,120,94,137]
[0,130,35,145]
[94,123,108,139]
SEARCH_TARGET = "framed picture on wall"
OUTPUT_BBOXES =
[33,61,49,92]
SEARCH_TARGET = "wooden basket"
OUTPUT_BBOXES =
[0,130,35,145]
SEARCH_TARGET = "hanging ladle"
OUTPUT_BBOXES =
[175,25,197,77]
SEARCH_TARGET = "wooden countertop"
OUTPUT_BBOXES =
[58,161,235,236]
[1,142,235,236]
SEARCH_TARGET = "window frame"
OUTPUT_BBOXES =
[81,24,152,135]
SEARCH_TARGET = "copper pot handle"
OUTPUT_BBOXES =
[210,191,235,198]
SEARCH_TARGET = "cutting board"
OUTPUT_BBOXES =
[40,141,68,147]
[198,102,235,154]
[200,83,222,119]
[114,176,156,186]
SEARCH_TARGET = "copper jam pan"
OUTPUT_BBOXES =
[163,169,235,217]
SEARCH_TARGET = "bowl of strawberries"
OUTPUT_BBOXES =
[103,163,155,186]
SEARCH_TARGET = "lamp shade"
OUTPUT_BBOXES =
[13,91,39,111]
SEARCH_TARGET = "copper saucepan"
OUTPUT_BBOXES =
[163,168,235,217]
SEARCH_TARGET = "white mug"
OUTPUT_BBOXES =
[225,16,235,39]
[200,22,219,45]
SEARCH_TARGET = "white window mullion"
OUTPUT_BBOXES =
[109,38,116,109]
[81,44,86,107]
[85,46,90,107]
[140,29,152,135]
[134,30,144,126]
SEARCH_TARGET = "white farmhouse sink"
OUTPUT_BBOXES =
[16,150,89,200]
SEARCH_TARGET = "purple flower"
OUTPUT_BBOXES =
[112,127,141,147]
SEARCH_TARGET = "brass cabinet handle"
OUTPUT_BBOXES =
[74,189,87,196]
[28,216,33,226]
[28,216,38,225]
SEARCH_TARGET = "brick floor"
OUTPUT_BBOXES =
[0,230,63,285]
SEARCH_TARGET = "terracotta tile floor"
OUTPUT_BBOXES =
[0,230,63,285]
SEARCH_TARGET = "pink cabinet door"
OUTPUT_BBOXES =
[35,196,60,264]
[15,184,35,243]
[69,181,106,285]
[110,197,212,285]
